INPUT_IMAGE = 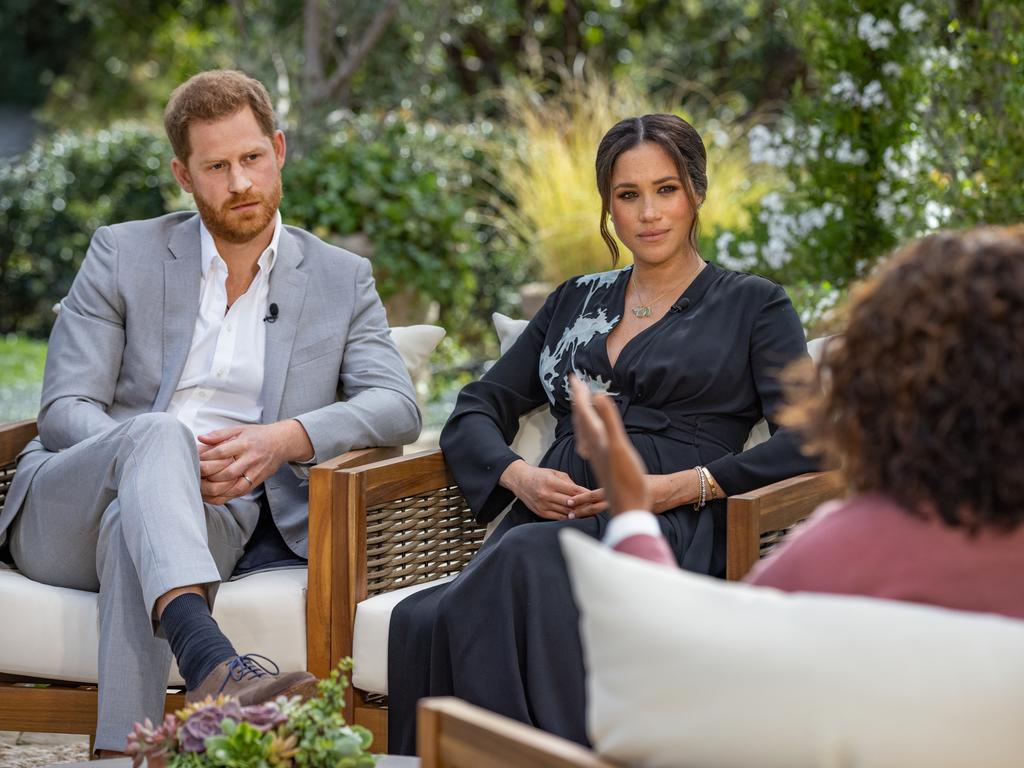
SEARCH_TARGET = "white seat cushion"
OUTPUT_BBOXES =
[561,530,1024,768]
[0,566,307,685]
[351,576,455,695]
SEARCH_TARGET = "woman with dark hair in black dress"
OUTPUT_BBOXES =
[387,113,819,753]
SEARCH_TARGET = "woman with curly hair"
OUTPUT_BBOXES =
[576,225,1024,618]
[742,225,1024,614]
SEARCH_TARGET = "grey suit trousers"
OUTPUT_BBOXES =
[8,412,260,750]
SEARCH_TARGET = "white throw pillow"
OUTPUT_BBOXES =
[389,324,446,380]
[492,312,556,465]
[560,529,1024,768]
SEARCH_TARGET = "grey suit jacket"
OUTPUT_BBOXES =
[1,212,420,558]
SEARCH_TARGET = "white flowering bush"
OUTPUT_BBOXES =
[715,0,937,293]
[714,0,1023,329]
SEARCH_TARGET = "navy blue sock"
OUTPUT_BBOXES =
[161,592,237,690]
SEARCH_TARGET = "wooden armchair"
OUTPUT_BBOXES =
[333,448,843,748]
[418,697,614,768]
[0,417,398,746]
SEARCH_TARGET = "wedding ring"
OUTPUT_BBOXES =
[242,473,253,486]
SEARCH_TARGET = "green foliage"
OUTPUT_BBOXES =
[202,720,276,768]
[0,0,88,105]
[287,663,375,768]
[39,0,236,126]
[284,114,530,343]
[921,1,1024,229]
[713,0,1024,292]
[0,122,181,336]
[0,336,46,423]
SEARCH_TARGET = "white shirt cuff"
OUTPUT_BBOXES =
[604,510,661,549]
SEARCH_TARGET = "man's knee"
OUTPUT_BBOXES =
[124,412,194,451]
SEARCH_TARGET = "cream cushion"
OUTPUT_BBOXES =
[560,529,1024,768]
[350,576,454,695]
[0,566,307,685]
[492,313,555,464]
[389,324,446,381]
[0,325,445,685]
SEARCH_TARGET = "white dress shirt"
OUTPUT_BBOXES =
[168,213,281,442]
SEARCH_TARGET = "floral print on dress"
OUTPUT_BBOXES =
[538,269,624,404]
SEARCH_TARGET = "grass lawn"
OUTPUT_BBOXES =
[0,335,46,423]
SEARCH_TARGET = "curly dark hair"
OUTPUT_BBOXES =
[783,225,1024,532]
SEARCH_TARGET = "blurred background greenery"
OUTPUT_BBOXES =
[1,0,1021,423]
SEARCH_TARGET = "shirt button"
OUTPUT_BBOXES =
[226,324,234,333]
[216,369,225,377]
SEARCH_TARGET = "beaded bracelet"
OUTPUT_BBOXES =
[694,464,707,510]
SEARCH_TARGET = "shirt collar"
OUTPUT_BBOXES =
[199,210,282,276]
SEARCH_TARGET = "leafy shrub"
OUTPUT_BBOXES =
[0,121,181,335]
[283,113,530,346]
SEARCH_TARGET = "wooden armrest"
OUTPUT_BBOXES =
[305,445,401,679]
[0,419,38,466]
[726,470,843,580]
[418,697,616,768]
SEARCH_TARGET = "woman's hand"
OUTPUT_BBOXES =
[567,472,697,516]
[499,459,591,521]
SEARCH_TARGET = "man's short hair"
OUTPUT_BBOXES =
[164,70,276,162]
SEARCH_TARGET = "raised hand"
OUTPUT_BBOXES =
[569,375,651,517]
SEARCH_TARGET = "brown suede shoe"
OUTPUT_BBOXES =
[186,654,318,705]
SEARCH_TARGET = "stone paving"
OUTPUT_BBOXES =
[0,731,89,767]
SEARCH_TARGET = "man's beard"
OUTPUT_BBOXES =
[194,177,282,245]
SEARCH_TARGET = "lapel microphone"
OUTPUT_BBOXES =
[263,303,279,323]
[669,298,691,313]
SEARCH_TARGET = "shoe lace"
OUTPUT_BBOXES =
[218,653,281,693]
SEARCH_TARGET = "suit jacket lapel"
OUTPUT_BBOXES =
[154,216,202,412]
[261,227,308,423]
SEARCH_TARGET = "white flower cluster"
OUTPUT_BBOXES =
[716,195,844,271]
[882,137,928,181]
[827,138,869,165]
[857,13,896,50]
[874,180,913,227]
[829,72,890,109]
[898,3,927,33]
[798,287,843,331]
[881,62,903,78]
[748,122,824,168]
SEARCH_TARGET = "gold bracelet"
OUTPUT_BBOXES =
[696,466,720,501]
[702,467,719,500]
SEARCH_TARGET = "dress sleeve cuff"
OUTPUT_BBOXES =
[604,510,661,549]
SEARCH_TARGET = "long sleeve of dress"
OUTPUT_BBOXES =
[704,284,819,494]
[440,284,566,523]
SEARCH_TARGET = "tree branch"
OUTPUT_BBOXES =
[303,0,325,99]
[322,0,401,100]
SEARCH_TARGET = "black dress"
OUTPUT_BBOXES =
[387,262,818,753]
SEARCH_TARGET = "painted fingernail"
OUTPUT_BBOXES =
[568,512,576,519]
[566,498,574,507]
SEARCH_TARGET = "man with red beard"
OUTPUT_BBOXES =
[0,70,421,755]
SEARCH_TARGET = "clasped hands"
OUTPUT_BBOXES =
[499,376,715,520]
[197,420,314,505]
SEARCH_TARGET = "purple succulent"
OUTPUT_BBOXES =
[125,714,178,767]
[241,702,289,732]
[178,700,244,753]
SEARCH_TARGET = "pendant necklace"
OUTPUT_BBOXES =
[630,262,702,319]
